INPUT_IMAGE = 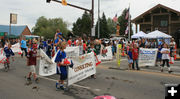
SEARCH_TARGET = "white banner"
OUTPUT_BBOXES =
[39,49,56,76]
[98,46,113,61]
[11,43,22,53]
[51,46,79,63]
[0,52,6,69]
[67,52,96,86]
[138,48,158,67]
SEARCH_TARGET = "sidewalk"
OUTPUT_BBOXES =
[100,57,180,75]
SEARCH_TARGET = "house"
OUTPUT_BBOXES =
[132,4,180,47]
[0,25,31,39]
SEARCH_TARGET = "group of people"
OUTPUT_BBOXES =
[1,28,177,91]
[126,38,176,73]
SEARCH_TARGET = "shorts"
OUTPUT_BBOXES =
[29,65,36,73]
[156,58,162,62]
[60,66,67,80]
[128,59,133,64]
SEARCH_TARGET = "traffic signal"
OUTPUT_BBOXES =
[47,0,51,3]
[62,0,67,6]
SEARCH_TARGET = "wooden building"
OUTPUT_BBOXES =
[132,4,180,37]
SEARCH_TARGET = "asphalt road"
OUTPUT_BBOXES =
[0,56,180,99]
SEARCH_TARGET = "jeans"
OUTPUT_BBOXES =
[21,48,27,57]
[132,59,140,70]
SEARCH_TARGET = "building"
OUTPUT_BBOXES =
[0,25,31,39]
[132,4,180,47]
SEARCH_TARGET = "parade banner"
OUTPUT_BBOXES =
[116,44,122,67]
[39,49,56,76]
[67,52,96,86]
[51,46,79,63]
[98,46,113,61]
[138,48,158,67]
[11,43,22,53]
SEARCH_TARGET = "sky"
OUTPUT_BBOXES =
[0,0,180,34]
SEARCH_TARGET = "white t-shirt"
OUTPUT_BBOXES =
[161,48,170,60]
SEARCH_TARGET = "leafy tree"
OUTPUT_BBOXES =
[32,16,69,39]
[72,11,91,37]
[95,12,110,38]
[107,18,116,35]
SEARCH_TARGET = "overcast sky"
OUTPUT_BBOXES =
[0,0,180,33]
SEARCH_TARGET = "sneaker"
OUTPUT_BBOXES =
[56,82,60,89]
[60,86,66,90]
[168,71,173,74]
[27,77,31,81]
[161,69,163,72]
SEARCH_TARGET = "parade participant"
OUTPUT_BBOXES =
[127,47,133,70]
[55,42,69,90]
[156,45,162,66]
[160,43,172,73]
[4,44,15,69]
[46,40,52,58]
[94,40,101,55]
[26,44,40,82]
[132,44,140,70]
[79,41,83,55]
[54,32,64,51]
[67,38,72,47]
[83,40,87,54]
[87,42,96,79]
[20,37,27,58]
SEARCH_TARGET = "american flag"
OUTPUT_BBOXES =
[125,8,129,20]
[113,14,118,23]
[125,26,129,34]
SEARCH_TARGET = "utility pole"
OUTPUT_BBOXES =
[98,0,100,38]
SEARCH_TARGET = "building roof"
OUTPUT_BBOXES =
[132,4,180,23]
[0,25,27,36]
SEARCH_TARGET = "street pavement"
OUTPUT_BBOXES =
[0,55,180,99]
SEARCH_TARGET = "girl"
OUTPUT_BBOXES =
[160,43,172,73]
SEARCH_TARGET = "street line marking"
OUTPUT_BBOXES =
[101,59,127,64]
[37,76,101,92]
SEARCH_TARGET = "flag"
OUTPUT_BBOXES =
[113,14,118,22]
[125,8,129,20]
[125,26,129,34]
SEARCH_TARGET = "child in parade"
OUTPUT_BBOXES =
[26,44,40,83]
[156,45,162,66]
[127,47,133,70]
[132,44,140,70]
[87,42,96,79]
[55,42,69,90]
[4,44,15,69]
[46,40,52,58]
[160,43,172,73]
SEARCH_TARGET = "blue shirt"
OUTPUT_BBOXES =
[157,48,162,58]
[21,40,27,48]
[128,51,133,59]
[55,50,66,63]
[4,47,14,58]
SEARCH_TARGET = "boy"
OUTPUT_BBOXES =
[55,42,70,90]
[26,44,40,82]
[127,47,133,70]
[156,45,162,66]
[4,44,15,69]
[132,44,140,70]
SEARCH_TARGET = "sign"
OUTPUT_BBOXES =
[97,46,113,61]
[67,52,96,86]
[39,49,56,76]
[51,46,79,63]
[91,26,95,36]
[116,44,121,67]
[11,43,22,53]
[10,13,17,24]
[138,48,158,67]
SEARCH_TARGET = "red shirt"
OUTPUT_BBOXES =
[83,43,87,51]
[27,50,37,66]
[132,48,138,60]
[68,40,72,46]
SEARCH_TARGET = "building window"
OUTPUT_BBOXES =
[161,20,168,27]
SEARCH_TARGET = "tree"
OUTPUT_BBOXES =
[72,11,91,37]
[95,12,110,38]
[107,18,116,35]
[32,16,69,39]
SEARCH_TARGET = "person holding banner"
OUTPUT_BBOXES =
[160,43,172,73]
[55,41,70,90]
